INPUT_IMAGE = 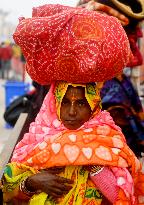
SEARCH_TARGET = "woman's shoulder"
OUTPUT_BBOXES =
[96,110,122,132]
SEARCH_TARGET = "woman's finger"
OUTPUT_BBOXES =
[49,187,65,195]
[47,190,61,199]
[56,176,73,184]
[53,183,72,191]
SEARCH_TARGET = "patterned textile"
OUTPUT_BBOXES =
[3,163,103,205]
[8,82,144,205]
[2,163,38,205]
[101,75,143,112]
[13,4,131,84]
[77,0,143,67]
[127,27,143,67]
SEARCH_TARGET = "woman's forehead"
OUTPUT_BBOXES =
[65,86,85,99]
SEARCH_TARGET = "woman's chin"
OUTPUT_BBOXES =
[63,123,81,130]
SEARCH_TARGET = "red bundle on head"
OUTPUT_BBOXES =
[13,4,131,85]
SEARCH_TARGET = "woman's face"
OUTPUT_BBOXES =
[60,86,92,130]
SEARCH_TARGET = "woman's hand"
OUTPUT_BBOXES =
[25,168,73,200]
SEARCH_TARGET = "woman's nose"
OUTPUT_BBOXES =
[69,104,77,116]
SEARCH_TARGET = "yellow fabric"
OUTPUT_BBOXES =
[30,193,48,205]
[3,163,37,203]
[3,163,102,205]
[54,81,102,119]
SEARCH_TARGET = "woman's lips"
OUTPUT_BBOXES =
[65,120,77,124]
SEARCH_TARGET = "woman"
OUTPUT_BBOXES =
[2,4,144,205]
[3,81,144,205]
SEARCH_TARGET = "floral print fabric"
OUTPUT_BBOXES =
[13,4,131,84]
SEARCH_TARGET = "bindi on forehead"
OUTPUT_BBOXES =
[71,94,80,101]
[66,86,85,101]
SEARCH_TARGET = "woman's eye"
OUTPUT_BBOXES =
[62,99,69,105]
[78,100,86,106]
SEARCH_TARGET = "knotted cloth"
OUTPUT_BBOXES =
[13,4,131,85]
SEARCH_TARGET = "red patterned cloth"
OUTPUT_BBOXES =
[13,4,131,85]
[77,0,143,67]
[127,27,143,67]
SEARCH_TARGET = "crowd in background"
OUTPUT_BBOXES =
[0,41,24,81]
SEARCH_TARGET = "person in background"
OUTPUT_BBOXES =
[0,41,12,79]
[2,4,144,205]
[11,43,23,81]
[101,73,144,156]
